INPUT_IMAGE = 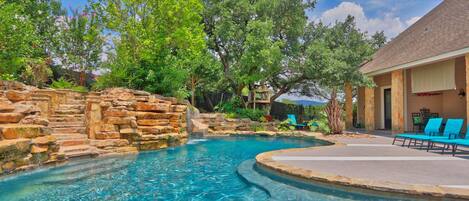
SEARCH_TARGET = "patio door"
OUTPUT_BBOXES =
[384,88,392,130]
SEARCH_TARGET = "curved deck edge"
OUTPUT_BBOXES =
[255,136,469,200]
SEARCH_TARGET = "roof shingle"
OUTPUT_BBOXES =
[360,0,469,74]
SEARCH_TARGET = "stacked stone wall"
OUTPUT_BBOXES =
[195,113,277,134]
[0,81,63,174]
[85,88,188,151]
[0,81,188,175]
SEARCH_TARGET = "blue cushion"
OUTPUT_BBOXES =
[396,133,422,138]
[442,119,464,137]
[407,135,448,140]
[431,139,469,146]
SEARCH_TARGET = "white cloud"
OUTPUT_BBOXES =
[315,2,419,38]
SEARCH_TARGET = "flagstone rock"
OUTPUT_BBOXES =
[31,145,48,153]
[137,119,170,126]
[0,113,24,123]
[95,132,121,140]
[0,103,15,112]
[6,90,32,102]
[31,135,57,145]
[136,102,170,112]
[0,124,48,139]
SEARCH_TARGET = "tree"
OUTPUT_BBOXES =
[203,0,316,103]
[370,31,387,50]
[187,51,222,107]
[54,7,105,86]
[0,3,39,76]
[0,0,64,86]
[303,16,374,134]
[94,0,206,99]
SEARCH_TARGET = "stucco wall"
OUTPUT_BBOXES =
[405,57,466,131]
[369,57,466,132]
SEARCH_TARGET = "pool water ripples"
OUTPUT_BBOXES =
[0,136,409,201]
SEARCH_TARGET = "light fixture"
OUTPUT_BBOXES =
[458,88,466,98]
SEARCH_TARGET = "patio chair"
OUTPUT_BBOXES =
[429,125,469,156]
[392,118,443,146]
[404,118,463,148]
[411,113,423,132]
[287,114,307,129]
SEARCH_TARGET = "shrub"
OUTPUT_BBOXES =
[277,119,295,131]
[307,111,331,134]
[214,97,243,113]
[250,123,265,132]
[236,108,264,121]
[50,77,88,93]
[0,73,17,81]
[224,112,237,119]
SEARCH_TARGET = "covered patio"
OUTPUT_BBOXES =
[344,0,469,133]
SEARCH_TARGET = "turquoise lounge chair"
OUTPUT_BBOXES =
[406,118,464,148]
[392,118,443,146]
[287,114,306,129]
[429,124,469,156]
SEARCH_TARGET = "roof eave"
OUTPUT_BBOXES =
[363,46,469,77]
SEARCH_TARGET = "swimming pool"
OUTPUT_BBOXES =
[0,136,414,200]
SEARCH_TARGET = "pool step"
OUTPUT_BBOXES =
[38,158,133,185]
[52,127,86,134]
[49,121,84,128]
[60,145,98,159]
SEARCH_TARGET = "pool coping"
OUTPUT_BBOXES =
[255,133,469,200]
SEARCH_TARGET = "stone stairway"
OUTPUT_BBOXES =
[49,92,98,159]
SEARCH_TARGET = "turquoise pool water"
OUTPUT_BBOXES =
[0,136,412,200]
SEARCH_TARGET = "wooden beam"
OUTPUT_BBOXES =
[391,69,405,133]
[344,83,353,129]
[364,86,375,130]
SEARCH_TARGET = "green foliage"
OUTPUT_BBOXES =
[214,97,244,113]
[224,112,238,119]
[250,123,265,132]
[0,3,40,75]
[0,73,17,81]
[308,119,331,134]
[0,1,64,85]
[20,58,52,87]
[305,16,374,90]
[53,6,105,86]
[94,0,206,98]
[215,97,265,121]
[236,108,264,121]
[50,77,88,92]
[277,120,295,131]
[203,0,316,98]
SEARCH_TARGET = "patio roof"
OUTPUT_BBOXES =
[360,0,469,76]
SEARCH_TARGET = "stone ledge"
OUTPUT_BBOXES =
[255,134,469,200]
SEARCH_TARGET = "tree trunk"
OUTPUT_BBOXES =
[204,93,214,111]
[325,89,344,134]
[191,76,196,107]
[79,71,86,86]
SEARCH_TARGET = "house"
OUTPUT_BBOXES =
[345,0,469,133]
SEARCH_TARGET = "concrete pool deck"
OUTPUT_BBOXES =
[256,132,469,199]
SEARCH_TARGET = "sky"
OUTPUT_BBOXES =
[61,0,443,101]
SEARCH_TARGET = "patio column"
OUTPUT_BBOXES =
[344,82,353,129]
[364,86,375,130]
[391,69,405,133]
[466,54,469,122]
